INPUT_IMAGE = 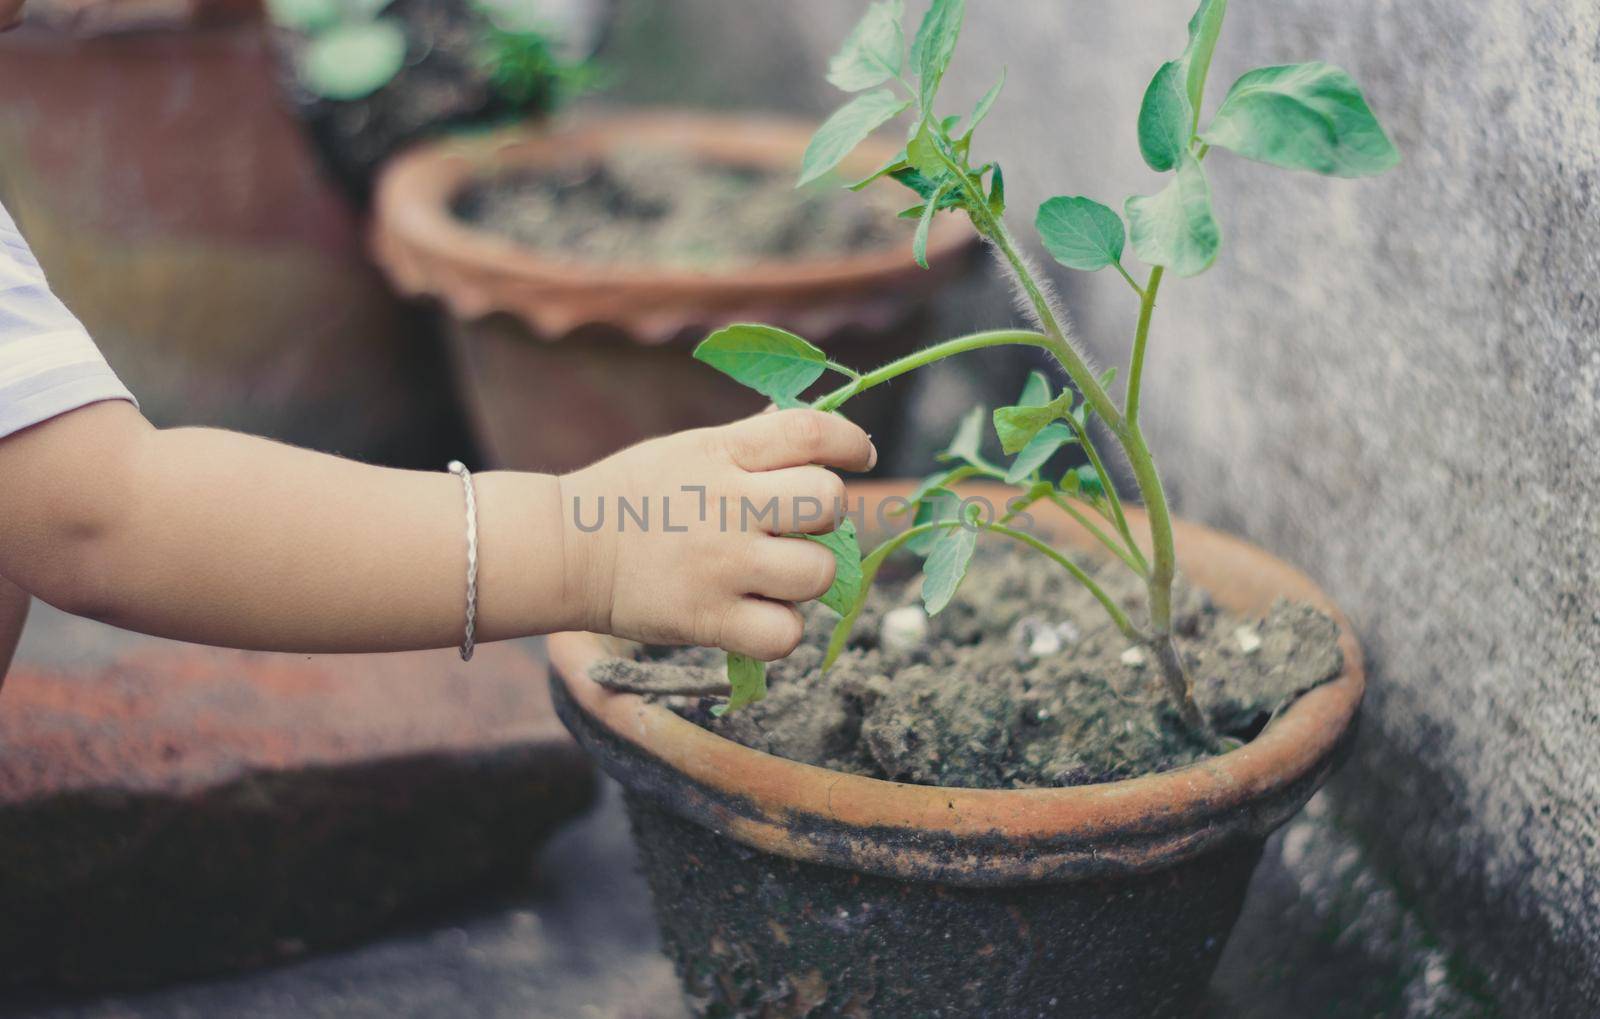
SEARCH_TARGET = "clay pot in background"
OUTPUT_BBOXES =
[549,481,1366,1018]
[370,112,980,474]
[0,10,470,468]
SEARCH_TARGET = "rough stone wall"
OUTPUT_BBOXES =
[607,1,1600,1012]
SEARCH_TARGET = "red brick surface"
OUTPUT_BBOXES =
[0,619,596,989]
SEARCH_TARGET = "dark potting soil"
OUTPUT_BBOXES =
[453,147,910,268]
[594,548,1344,789]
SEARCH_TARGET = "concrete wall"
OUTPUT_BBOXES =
[607,1,1600,1012]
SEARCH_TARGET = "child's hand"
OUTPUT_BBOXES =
[560,409,876,661]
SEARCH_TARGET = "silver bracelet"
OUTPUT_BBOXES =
[447,460,478,662]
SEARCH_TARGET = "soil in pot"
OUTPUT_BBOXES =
[452,146,911,269]
[593,546,1345,788]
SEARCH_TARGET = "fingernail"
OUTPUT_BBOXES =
[867,441,879,469]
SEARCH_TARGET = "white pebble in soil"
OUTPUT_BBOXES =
[880,605,930,656]
[1120,646,1148,667]
[1235,625,1263,654]
[1009,615,1082,662]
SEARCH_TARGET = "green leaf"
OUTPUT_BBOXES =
[889,165,948,201]
[988,162,1006,214]
[1098,366,1118,391]
[1137,59,1194,172]
[265,0,340,33]
[906,122,948,178]
[901,467,970,512]
[826,0,905,92]
[1005,421,1076,485]
[1181,0,1228,129]
[962,68,1006,141]
[1125,151,1221,277]
[913,181,949,269]
[907,486,961,555]
[939,405,987,466]
[910,0,965,112]
[693,324,827,403]
[1016,370,1052,408]
[299,19,408,101]
[1070,464,1106,498]
[847,150,909,191]
[803,518,862,616]
[1035,196,1126,271]
[712,653,767,716]
[822,603,862,672]
[799,90,913,187]
[1201,62,1400,177]
[921,515,978,614]
[993,394,1070,454]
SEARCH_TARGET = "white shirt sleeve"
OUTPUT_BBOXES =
[0,199,136,440]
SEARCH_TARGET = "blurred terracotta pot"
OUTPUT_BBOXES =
[0,8,468,467]
[370,112,980,474]
[549,481,1366,1018]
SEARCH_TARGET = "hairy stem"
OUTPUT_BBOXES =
[1125,266,1164,427]
[934,143,1209,741]
[927,145,1126,433]
[812,329,1055,413]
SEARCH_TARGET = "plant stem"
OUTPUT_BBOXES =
[1113,260,1145,297]
[927,145,1126,433]
[812,329,1054,412]
[824,359,861,381]
[1151,633,1214,746]
[1125,265,1164,428]
[885,133,1215,744]
[983,523,1145,643]
[1045,493,1146,576]
[876,516,1143,643]
[932,143,1213,744]
[986,219,1127,432]
[1062,410,1148,575]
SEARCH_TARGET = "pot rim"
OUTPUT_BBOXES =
[369,110,978,331]
[549,480,1365,885]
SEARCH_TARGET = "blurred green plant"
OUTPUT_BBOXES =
[266,0,407,101]
[694,0,1399,741]
[267,0,594,107]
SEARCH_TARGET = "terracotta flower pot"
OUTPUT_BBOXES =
[0,9,469,468]
[548,480,1366,1018]
[369,112,981,474]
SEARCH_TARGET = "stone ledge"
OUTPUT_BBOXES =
[0,609,596,989]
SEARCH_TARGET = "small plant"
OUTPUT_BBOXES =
[266,0,409,101]
[475,0,603,108]
[267,0,592,106]
[693,0,1398,741]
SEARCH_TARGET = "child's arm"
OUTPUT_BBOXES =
[0,573,26,685]
[0,400,872,660]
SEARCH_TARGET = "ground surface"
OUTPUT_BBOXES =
[2,608,1492,1018]
[6,782,1489,1019]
